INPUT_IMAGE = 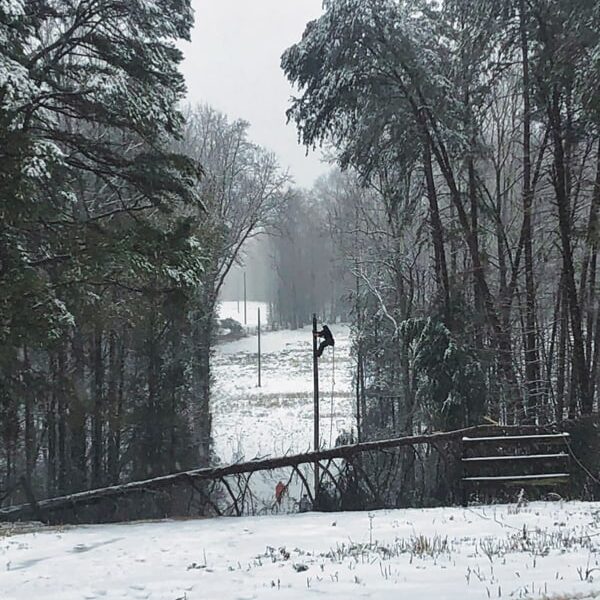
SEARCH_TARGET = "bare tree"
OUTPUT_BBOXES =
[177,105,289,464]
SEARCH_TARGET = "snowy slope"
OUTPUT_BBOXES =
[3,501,600,599]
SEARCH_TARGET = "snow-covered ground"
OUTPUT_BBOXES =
[212,304,355,512]
[4,501,600,599]
[213,303,355,464]
[218,300,268,329]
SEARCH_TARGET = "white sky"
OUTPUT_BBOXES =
[179,0,327,189]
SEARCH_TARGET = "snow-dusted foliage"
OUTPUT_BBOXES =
[0,0,202,343]
[282,0,600,433]
[282,0,503,177]
[0,1,212,497]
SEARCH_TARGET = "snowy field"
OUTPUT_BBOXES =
[212,303,355,512]
[4,501,600,599]
[213,302,355,464]
[218,300,268,329]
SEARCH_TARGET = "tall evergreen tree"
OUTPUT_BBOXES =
[283,0,600,432]
[0,0,207,503]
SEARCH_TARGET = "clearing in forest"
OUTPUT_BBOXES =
[212,306,355,464]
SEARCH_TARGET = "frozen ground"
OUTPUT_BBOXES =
[3,501,600,599]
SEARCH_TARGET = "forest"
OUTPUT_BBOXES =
[0,1,289,502]
[3,0,600,509]
[279,0,600,439]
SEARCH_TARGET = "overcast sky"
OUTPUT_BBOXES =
[179,0,327,189]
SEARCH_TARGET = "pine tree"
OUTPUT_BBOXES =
[0,0,206,501]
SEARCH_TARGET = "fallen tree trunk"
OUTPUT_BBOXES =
[0,424,550,522]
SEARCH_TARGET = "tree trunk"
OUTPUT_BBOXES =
[581,145,600,369]
[47,355,57,497]
[468,147,484,348]
[146,305,163,477]
[423,137,451,322]
[548,88,591,414]
[70,329,88,491]
[520,0,541,419]
[107,329,120,484]
[23,347,35,478]
[556,274,567,421]
[91,323,104,487]
[57,344,67,494]
[191,290,215,467]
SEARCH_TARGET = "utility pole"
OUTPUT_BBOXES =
[257,307,262,388]
[243,271,247,325]
[356,269,362,443]
[354,203,362,443]
[312,313,319,508]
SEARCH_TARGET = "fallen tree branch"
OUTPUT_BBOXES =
[0,424,550,521]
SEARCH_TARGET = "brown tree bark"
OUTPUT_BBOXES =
[423,136,451,322]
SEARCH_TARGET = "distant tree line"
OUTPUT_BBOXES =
[282,0,600,439]
[0,1,286,504]
[268,184,352,329]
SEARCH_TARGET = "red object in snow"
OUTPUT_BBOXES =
[275,481,286,505]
